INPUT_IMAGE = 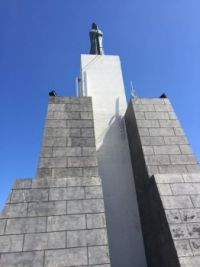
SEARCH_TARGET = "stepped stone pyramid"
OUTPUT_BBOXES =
[0,24,200,267]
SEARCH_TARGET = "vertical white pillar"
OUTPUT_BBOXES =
[80,54,147,267]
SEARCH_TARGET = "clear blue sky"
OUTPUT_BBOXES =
[0,0,200,209]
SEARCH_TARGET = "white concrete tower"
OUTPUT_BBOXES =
[80,54,147,266]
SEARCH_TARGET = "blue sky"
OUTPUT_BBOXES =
[0,0,200,209]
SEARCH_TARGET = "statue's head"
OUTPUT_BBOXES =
[91,23,98,30]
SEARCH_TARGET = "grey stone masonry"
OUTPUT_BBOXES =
[0,96,110,267]
[125,97,200,267]
[37,96,98,178]
[155,173,200,267]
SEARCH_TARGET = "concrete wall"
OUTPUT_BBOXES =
[80,55,147,267]
[125,97,200,267]
[0,96,111,267]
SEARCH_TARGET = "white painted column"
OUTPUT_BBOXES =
[80,54,147,267]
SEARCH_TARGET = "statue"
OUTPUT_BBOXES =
[89,23,104,55]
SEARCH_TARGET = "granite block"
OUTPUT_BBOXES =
[47,214,86,231]
[49,187,84,201]
[87,213,106,229]
[28,201,66,216]
[67,199,104,214]
[0,235,24,252]
[24,232,65,251]
[6,217,46,234]
[44,247,88,267]
[67,229,107,247]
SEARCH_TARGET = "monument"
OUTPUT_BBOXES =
[0,23,200,267]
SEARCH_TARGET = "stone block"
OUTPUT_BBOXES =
[81,112,93,119]
[170,155,197,165]
[168,111,177,120]
[47,214,86,231]
[65,104,82,112]
[157,184,172,195]
[81,128,94,137]
[48,104,65,112]
[147,165,159,176]
[53,147,81,157]
[145,155,170,165]
[158,165,187,174]
[138,128,149,136]
[6,217,46,234]
[174,127,185,136]
[142,146,154,155]
[24,232,65,251]
[88,246,110,265]
[134,111,145,119]
[0,235,23,252]
[67,229,107,247]
[67,177,101,187]
[134,104,155,112]
[138,98,165,105]
[67,199,104,214]
[165,210,182,224]
[51,112,68,120]
[79,97,92,104]
[13,179,32,189]
[162,196,193,209]
[145,112,169,120]
[158,119,180,128]
[170,224,189,240]
[183,173,200,183]
[71,137,96,147]
[49,187,84,200]
[164,136,188,145]
[68,157,97,167]
[39,157,67,168]
[44,127,70,137]
[149,128,175,136]
[40,147,53,157]
[154,174,183,183]
[1,203,28,218]
[171,183,200,195]
[83,167,99,176]
[68,120,93,128]
[154,104,172,112]
[0,220,6,235]
[37,168,52,178]
[69,128,81,137]
[190,239,200,255]
[42,136,67,147]
[179,144,193,154]
[32,178,67,188]
[179,255,200,266]
[82,147,96,156]
[180,209,200,223]
[187,223,200,238]
[141,136,165,146]
[191,195,200,208]
[45,119,67,128]
[11,189,49,203]
[44,247,88,267]
[174,240,193,256]
[85,186,103,199]
[87,214,106,229]
[137,119,159,128]
[28,201,66,216]
[186,164,200,172]
[52,168,83,178]
[0,251,44,267]
[153,145,180,155]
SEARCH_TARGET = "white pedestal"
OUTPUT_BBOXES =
[80,55,147,267]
